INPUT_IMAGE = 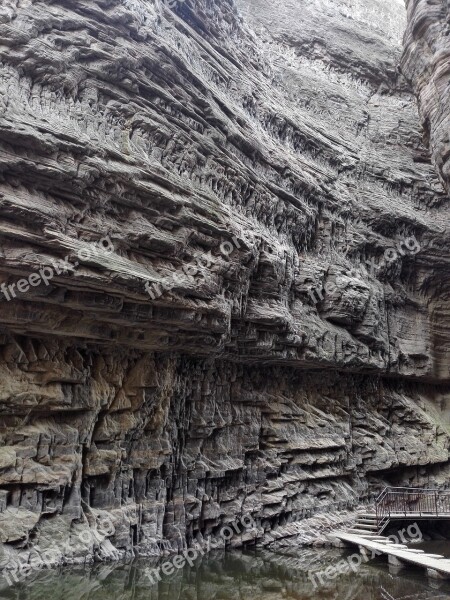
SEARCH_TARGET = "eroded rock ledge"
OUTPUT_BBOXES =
[0,0,449,567]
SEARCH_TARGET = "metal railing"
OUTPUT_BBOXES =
[376,487,450,531]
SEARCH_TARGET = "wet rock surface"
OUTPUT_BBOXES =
[0,0,449,566]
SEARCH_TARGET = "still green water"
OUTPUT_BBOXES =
[2,548,450,600]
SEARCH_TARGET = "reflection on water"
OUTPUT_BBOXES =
[1,547,450,600]
[415,540,450,559]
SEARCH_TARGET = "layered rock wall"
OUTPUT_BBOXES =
[403,0,450,194]
[0,0,449,565]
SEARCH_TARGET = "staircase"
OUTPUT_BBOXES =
[347,511,380,536]
[343,487,450,539]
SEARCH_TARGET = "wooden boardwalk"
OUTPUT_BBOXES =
[335,531,450,580]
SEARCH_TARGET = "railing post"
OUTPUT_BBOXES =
[373,486,447,526]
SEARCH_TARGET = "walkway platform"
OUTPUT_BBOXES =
[375,487,450,534]
[380,513,450,520]
[335,532,450,579]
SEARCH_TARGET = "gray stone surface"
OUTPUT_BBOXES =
[0,0,448,567]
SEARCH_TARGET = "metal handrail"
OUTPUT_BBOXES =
[375,487,450,530]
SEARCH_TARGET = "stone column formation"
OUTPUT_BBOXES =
[0,0,448,564]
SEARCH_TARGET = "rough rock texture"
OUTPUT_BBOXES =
[0,0,449,567]
[403,0,450,195]
[402,0,450,361]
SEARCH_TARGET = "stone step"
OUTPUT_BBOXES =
[357,517,378,523]
[335,531,384,540]
[348,529,380,535]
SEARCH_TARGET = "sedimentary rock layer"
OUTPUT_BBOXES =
[0,0,449,566]
[402,0,450,369]
[403,0,450,194]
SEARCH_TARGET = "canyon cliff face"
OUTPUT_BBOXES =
[0,0,449,568]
